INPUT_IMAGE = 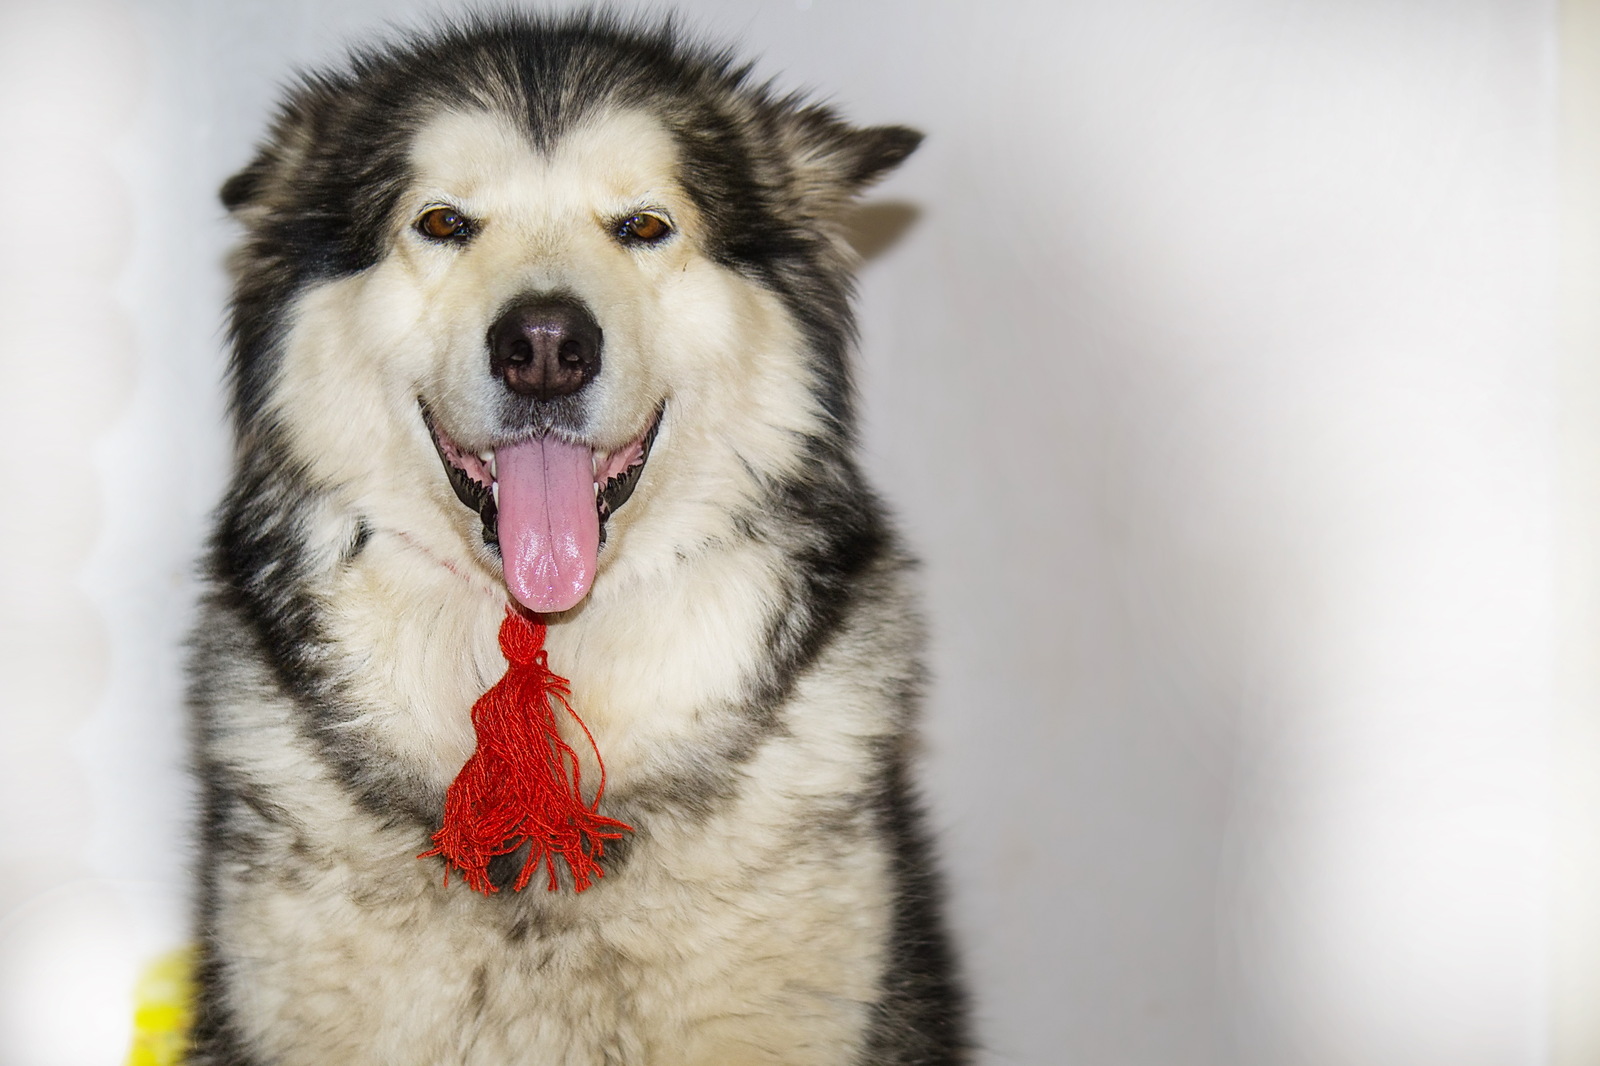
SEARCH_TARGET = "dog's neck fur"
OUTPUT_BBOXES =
[309,488,800,802]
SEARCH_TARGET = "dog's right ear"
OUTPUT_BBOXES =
[220,88,327,218]
[220,160,267,214]
[220,138,310,219]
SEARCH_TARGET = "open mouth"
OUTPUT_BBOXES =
[422,402,662,613]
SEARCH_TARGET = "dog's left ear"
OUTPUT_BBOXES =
[813,122,923,190]
[777,106,922,210]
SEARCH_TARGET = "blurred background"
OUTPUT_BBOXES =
[0,1,1594,1063]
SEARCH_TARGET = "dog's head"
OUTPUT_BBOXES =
[222,14,918,614]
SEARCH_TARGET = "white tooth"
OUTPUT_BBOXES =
[487,453,497,479]
[491,481,499,505]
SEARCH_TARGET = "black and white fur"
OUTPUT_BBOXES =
[190,12,965,1064]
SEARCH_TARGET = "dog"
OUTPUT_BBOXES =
[188,12,966,1064]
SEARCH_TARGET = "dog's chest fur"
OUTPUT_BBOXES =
[197,533,916,1064]
[212,677,893,1066]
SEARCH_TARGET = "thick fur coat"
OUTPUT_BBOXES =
[189,13,966,1064]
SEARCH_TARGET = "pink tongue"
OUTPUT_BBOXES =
[494,436,598,613]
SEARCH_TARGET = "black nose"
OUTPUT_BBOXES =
[487,295,602,400]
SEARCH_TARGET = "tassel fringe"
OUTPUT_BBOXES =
[421,611,632,893]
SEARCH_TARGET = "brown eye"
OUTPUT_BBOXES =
[616,212,672,245]
[416,206,473,242]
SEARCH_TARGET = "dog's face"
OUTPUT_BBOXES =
[222,23,919,616]
[405,108,688,613]
[271,104,784,615]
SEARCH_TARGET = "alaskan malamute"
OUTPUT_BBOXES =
[190,12,965,1064]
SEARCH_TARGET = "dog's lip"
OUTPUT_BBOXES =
[419,401,662,540]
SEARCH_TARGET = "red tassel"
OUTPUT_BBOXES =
[420,611,631,893]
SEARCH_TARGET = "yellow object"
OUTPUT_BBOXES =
[126,947,195,1066]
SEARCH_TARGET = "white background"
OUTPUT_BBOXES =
[0,1,1591,1064]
